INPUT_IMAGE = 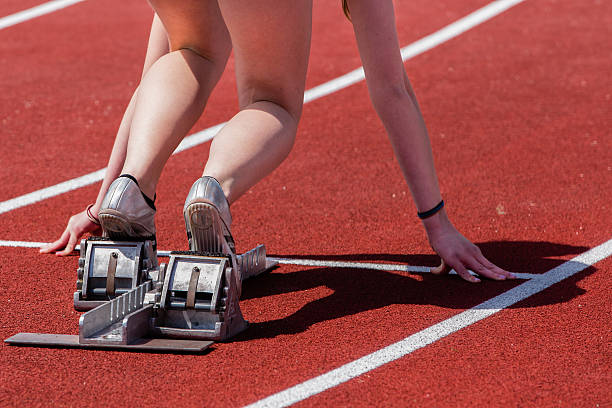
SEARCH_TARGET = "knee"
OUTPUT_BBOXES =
[161,47,230,101]
[165,23,231,70]
[238,86,304,124]
[171,43,231,69]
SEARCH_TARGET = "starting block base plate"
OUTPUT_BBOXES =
[5,333,213,353]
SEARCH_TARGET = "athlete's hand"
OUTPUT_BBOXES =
[423,211,515,283]
[39,210,102,256]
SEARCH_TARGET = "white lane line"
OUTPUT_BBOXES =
[0,0,85,30]
[0,240,48,248]
[0,0,525,216]
[244,238,612,408]
[271,257,430,273]
[0,240,539,279]
[269,257,539,279]
[0,169,107,215]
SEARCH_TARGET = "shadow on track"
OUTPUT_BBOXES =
[234,240,594,341]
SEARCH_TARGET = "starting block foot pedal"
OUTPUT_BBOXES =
[154,251,247,341]
[74,237,158,311]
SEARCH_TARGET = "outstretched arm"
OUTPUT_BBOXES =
[40,14,170,255]
[347,0,514,282]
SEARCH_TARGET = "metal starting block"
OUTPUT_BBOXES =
[151,252,247,341]
[5,238,278,352]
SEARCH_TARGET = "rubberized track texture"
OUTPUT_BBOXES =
[0,0,610,407]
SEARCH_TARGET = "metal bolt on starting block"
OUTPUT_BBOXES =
[5,241,278,352]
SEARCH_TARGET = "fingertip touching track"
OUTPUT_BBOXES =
[0,0,610,407]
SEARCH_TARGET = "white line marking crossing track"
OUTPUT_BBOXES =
[0,240,538,280]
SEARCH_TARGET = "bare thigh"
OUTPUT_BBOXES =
[218,0,313,120]
[147,0,231,63]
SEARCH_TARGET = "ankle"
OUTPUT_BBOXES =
[202,174,232,205]
[119,174,156,210]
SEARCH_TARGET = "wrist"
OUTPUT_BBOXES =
[91,200,103,215]
[421,207,452,239]
[86,204,101,225]
[417,199,444,220]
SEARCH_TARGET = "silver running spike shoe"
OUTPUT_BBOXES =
[183,176,235,254]
[98,176,156,242]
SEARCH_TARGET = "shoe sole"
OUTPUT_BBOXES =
[185,202,230,254]
[99,211,136,241]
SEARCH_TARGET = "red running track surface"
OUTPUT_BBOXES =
[0,0,610,407]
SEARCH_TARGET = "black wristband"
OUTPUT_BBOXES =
[417,200,444,219]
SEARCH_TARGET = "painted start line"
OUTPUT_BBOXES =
[0,239,540,280]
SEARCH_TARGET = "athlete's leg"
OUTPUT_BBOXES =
[202,0,313,204]
[96,14,170,205]
[40,14,170,255]
[121,1,231,198]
